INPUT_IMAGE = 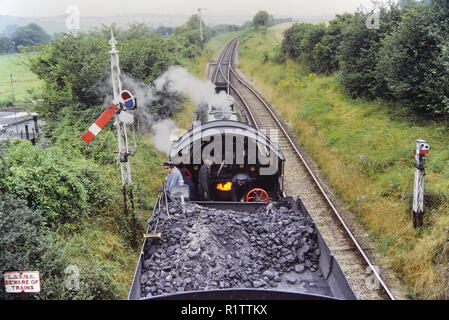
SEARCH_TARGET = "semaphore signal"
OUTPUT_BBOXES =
[80,30,139,240]
[121,90,136,110]
[81,103,119,144]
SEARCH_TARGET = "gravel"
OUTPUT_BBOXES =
[140,201,322,298]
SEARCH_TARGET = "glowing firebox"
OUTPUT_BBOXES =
[216,181,232,191]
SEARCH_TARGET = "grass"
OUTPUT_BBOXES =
[0,53,42,106]
[236,27,449,299]
[57,217,139,299]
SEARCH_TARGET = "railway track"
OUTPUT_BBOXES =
[212,37,399,300]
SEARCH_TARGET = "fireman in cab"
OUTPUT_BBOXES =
[163,161,184,193]
[231,173,252,202]
[198,158,214,201]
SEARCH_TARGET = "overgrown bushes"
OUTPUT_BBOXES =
[0,195,49,299]
[0,140,110,225]
[377,2,449,114]
[0,23,50,54]
[0,193,123,300]
[280,0,449,116]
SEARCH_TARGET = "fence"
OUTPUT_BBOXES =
[0,110,41,145]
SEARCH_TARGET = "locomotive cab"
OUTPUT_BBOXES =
[169,120,285,203]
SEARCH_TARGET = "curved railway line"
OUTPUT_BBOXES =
[212,36,402,300]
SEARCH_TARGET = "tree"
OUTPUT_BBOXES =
[376,1,449,114]
[318,13,354,74]
[211,24,241,36]
[281,23,315,59]
[338,4,402,99]
[174,14,213,47]
[299,24,326,73]
[155,26,173,36]
[0,36,16,54]
[253,10,270,31]
[11,23,50,49]
[26,26,187,123]
[242,21,253,29]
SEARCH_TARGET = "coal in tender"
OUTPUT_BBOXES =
[140,201,321,297]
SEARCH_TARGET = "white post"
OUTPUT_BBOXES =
[198,8,206,45]
[110,30,133,187]
[198,9,203,42]
[413,139,429,228]
[109,29,136,226]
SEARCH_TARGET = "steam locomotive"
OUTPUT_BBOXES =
[169,89,285,203]
[128,39,357,301]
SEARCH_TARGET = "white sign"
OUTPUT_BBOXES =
[3,271,41,293]
[118,111,134,125]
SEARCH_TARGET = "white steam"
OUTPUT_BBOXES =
[101,66,234,155]
[154,66,234,111]
[150,118,178,155]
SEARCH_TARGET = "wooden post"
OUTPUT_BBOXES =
[25,125,29,140]
[413,139,429,228]
[31,128,36,145]
[32,114,39,135]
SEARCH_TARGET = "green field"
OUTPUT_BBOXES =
[0,53,42,106]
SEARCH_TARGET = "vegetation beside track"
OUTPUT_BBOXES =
[237,25,449,299]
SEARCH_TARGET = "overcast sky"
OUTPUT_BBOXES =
[0,0,379,17]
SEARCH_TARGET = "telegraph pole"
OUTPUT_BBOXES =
[10,73,15,106]
[413,139,430,229]
[198,8,206,47]
[10,73,18,134]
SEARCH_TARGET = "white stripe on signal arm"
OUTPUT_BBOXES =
[89,123,101,136]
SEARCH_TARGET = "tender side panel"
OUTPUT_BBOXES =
[128,197,160,300]
[297,198,356,300]
[143,288,336,300]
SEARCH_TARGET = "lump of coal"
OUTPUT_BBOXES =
[262,269,277,280]
[295,264,305,274]
[285,275,297,284]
